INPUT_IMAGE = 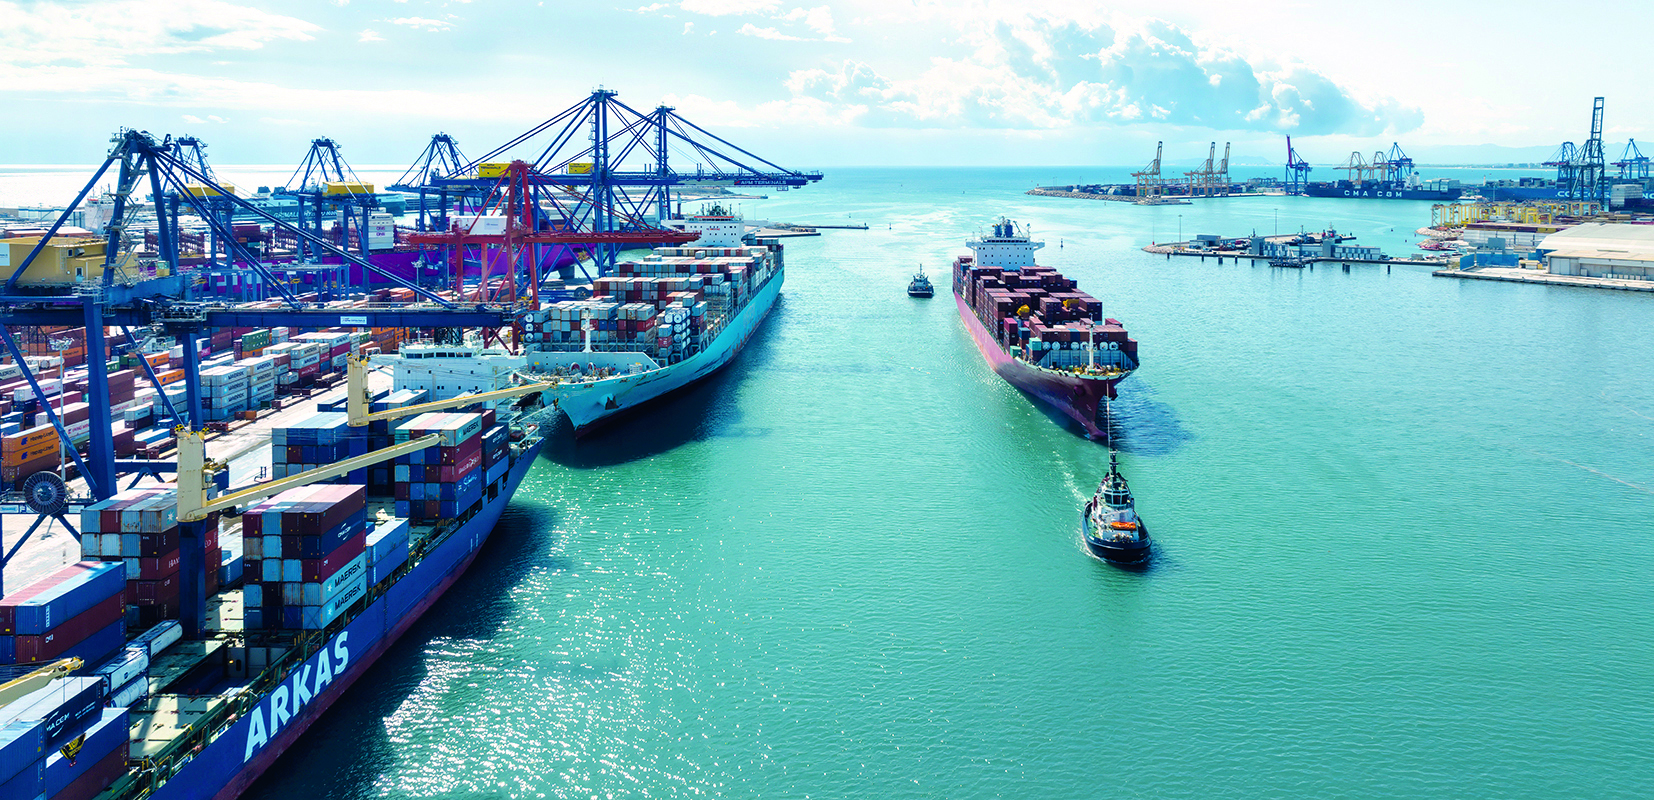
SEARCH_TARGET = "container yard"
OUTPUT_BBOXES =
[0,88,819,800]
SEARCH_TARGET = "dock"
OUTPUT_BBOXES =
[1144,237,1443,269]
[1432,266,1654,293]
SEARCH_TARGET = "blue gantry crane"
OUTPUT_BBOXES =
[420,88,822,275]
[1614,139,1649,181]
[1284,135,1312,195]
[0,129,515,635]
[1571,97,1607,205]
[390,133,472,233]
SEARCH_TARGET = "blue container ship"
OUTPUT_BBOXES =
[0,351,551,800]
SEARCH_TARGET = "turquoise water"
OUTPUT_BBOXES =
[246,168,1654,798]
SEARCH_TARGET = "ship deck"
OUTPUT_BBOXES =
[0,368,396,592]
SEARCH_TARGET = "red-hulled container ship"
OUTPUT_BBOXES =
[952,218,1137,439]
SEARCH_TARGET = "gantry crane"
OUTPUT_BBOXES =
[1133,142,1165,199]
[1572,97,1607,204]
[1285,136,1313,194]
[1614,140,1649,181]
[421,89,821,275]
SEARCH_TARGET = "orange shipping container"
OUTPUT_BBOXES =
[2,425,59,454]
[2,439,59,468]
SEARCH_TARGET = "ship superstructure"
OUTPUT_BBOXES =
[952,218,1137,439]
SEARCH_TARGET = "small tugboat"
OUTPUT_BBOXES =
[907,264,934,297]
[1083,449,1151,565]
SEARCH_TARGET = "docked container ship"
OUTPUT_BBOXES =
[519,207,782,435]
[952,219,1137,439]
[1303,179,1462,200]
[0,325,551,800]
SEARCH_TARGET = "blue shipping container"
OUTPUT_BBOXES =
[369,538,410,585]
[0,719,43,786]
[366,519,409,563]
[3,678,104,751]
[43,708,127,796]
[11,562,124,635]
[63,621,125,670]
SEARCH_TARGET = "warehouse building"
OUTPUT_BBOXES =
[1537,223,1654,281]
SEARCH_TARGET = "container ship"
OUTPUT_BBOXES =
[0,321,553,800]
[952,218,1137,439]
[519,207,783,435]
[1302,179,1462,200]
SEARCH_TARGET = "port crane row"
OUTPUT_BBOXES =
[0,88,822,638]
[1281,96,1619,203]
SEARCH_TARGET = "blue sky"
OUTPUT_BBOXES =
[0,0,1646,167]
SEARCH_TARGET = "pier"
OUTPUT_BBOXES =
[1432,265,1654,293]
[1144,232,1443,269]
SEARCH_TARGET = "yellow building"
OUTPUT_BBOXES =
[0,236,147,286]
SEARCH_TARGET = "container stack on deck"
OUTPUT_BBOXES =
[392,412,486,521]
[79,487,221,626]
[0,675,129,800]
[241,485,370,631]
[0,562,125,666]
[522,246,778,367]
[952,257,1131,369]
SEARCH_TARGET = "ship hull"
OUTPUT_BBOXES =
[955,293,1120,439]
[1485,185,1571,201]
[1303,183,1462,200]
[152,436,547,800]
[551,267,783,436]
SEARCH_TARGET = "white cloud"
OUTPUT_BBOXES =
[737,23,802,40]
[683,22,694,34]
[180,113,227,124]
[0,0,319,68]
[767,16,1417,135]
[358,29,384,42]
[634,2,669,11]
[391,17,453,31]
[782,6,832,35]
[680,0,776,15]
[182,114,204,124]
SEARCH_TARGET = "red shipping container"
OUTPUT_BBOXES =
[135,548,182,580]
[136,531,178,557]
[439,448,482,483]
[301,531,365,582]
[434,438,479,467]
[129,573,179,605]
[12,593,123,662]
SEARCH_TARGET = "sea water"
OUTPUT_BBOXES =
[7,165,1650,798]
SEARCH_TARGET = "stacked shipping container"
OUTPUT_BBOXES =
[951,257,1133,371]
[0,562,125,666]
[391,412,485,521]
[240,485,370,631]
[78,488,220,626]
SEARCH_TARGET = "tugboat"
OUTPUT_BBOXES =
[908,264,934,297]
[1083,449,1151,565]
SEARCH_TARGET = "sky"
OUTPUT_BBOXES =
[0,0,1648,169]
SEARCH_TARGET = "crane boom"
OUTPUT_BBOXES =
[345,355,556,427]
[0,659,82,707]
[177,430,443,522]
